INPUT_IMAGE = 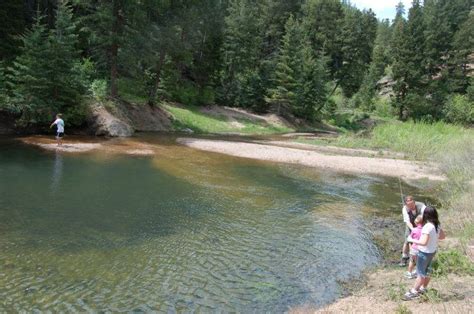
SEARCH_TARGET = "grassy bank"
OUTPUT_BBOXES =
[306,120,473,312]
[299,120,473,271]
[164,104,294,135]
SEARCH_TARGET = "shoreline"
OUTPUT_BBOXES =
[177,137,445,183]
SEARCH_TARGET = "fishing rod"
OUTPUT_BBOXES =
[398,177,405,207]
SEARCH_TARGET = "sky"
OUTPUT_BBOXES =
[349,0,413,21]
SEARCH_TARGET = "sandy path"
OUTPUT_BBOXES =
[177,138,445,182]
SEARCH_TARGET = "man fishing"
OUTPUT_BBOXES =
[400,195,426,266]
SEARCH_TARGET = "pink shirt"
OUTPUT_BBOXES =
[410,225,423,250]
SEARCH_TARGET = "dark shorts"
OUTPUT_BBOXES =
[56,132,64,138]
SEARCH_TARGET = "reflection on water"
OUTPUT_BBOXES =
[50,151,63,194]
[0,135,425,312]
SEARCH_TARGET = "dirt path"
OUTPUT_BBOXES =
[177,138,445,182]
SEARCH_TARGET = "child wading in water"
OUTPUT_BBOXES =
[50,114,65,146]
[405,215,423,279]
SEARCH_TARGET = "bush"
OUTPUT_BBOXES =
[90,79,108,101]
[432,249,474,277]
[443,94,474,125]
[373,97,394,118]
[173,83,200,106]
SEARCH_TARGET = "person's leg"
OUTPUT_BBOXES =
[407,258,414,273]
[404,251,429,300]
[57,133,63,146]
[402,241,410,256]
[423,276,431,288]
[400,227,410,266]
[410,252,434,292]
[413,276,424,291]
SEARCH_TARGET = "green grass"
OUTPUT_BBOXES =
[297,120,473,161]
[395,304,412,314]
[388,281,409,302]
[432,249,474,277]
[164,104,293,135]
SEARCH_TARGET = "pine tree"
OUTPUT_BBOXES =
[294,46,328,120]
[391,2,410,119]
[76,0,130,98]
[265,15,300,115]
[9,12,52,125]
[404,0,426,94]
[220,0,265,107]
[446,3,473,94]
[338,7,377,97]
[9,2,84,126]
[0,0,26,61]
[47,1,83,114]
[0,62,9,108]
[266,15,329,120]
[353,19,392,110]
[302,0,344,81]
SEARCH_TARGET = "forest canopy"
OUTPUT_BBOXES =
[0,0,472,127]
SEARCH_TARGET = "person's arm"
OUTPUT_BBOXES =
[408,233,429,246]
[439,228,446,240]
[50,119,57,128]
[402,207,414,230]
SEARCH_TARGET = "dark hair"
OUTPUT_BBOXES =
[422,205,440,232]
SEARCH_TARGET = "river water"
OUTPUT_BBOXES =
[0,135,421,312]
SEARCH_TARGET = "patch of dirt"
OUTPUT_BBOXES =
[177,138,445,183]
[302,271,474,313]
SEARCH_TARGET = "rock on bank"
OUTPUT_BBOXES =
[87,100,172,136]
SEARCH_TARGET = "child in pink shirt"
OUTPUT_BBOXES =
[405,215,423,278]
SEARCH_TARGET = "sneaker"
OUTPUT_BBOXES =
[419,287,427,294]
[404,272,416,279]
[403,289,420,301]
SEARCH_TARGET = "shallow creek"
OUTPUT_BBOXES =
[0,134,431,312]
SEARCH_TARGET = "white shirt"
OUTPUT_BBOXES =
[402,201,426,224]
[418,222,440,254]
[53,118,65,133]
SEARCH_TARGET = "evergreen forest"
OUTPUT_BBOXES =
[0,0,472,128]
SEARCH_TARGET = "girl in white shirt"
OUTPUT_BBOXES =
[404,206,446,300]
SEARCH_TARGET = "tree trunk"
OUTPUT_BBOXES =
[110,0,120,98]
[147,50,166,106]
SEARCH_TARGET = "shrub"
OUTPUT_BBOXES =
[432,249,474,277]
[443,94,474,125]
[90,79,108,101]
[373,97,394,118]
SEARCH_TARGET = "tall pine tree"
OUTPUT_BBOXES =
[391,2,410,119]
[9,12,52,125]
